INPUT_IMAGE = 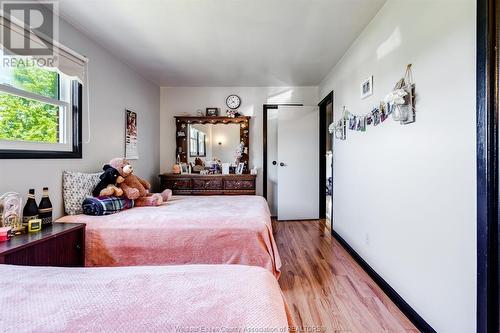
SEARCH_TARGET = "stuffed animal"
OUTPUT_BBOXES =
[92,164,124,197]
[108,158,171,207]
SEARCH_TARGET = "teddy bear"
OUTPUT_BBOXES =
[108,158,171,207]
[92,164,124,197]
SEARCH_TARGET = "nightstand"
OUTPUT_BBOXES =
[0,223,85,267]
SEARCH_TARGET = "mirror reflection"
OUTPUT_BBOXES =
[188,123,241,165]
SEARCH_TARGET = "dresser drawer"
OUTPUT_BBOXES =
[224,179,255,190]
[159,174,256,195]
[192,178,223,190]
[164,179,191,190]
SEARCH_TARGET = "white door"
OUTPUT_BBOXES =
[277,106,319,220]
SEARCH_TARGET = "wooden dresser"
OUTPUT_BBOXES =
[0,223,85,267]
[160,173,256,195]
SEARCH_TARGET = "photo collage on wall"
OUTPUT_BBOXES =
[330,64,416,141]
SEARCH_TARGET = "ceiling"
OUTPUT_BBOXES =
[57,0,386,86]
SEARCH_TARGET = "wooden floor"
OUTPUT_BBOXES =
[273,219,418,333]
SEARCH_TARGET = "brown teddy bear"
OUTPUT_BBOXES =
[108,158,171,207]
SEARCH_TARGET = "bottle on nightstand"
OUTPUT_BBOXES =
[38,187,53,226]
[22,189,38,230]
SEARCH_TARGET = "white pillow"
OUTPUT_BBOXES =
[62,171,101,215]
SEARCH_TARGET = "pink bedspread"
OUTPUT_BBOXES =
[0,264,292,332]
[57,195,281,277]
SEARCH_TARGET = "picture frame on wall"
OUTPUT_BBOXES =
[125,109,138,159]
[360,76,373,99]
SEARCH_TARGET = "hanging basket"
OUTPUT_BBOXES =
[385,64,416,124]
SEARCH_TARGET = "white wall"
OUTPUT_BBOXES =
[319,0,476,332]
[160,86,318,195]
[0,17,160,218]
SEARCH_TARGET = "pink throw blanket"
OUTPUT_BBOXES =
[0,264,292,332]
[57,195,281,277]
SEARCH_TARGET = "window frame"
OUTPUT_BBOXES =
[189,128,206,158]
[0,81,82,159]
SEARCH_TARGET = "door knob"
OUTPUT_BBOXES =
[272,161,277,165]
[279,162,285,167]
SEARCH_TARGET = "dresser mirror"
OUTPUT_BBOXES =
[175,116,250,174]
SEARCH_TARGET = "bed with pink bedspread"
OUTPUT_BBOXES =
[0,264,292,332]
[57,195,281,277]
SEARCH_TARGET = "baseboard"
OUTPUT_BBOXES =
[331,230,436,333]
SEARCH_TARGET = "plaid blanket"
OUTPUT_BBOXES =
[82,196,134,216]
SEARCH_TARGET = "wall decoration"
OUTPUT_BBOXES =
[366,114,373,125]
[360,75,373,99]
[226,94,241,109]
[385,64,416,124]
[357,116,366,132]
[349,115,356,130]
[332,64,416,141]
[372,108,381,126]
[329,108,346,140]
[125,109,138,159]
[206,107,219,116]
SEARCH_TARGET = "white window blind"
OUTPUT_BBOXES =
[0,15,88,83]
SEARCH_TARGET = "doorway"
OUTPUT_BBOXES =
[263,104,319,220]
[477,0,499,332]
[319,91,333,229]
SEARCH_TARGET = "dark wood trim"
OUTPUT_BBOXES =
[318,92,333,219]
[0,81,83,159]
[262,104,303,200]
[263,104,277,199]
[477,0,499,332]
[174,115,250,124]
[331,229,436,333]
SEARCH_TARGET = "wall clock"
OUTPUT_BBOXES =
[226,95,241,109]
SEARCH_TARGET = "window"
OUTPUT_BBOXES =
[0,62,82,158]
[190,128,206,157]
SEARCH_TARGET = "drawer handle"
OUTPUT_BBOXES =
[75,244,81,250]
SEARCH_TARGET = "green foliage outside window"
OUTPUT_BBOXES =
[0,65,59,143]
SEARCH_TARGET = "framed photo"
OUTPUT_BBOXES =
[236,162,245,174]
[125,109,138,159]
[206,107,219,116]
[180,163,189,174]
[360,76,373,99]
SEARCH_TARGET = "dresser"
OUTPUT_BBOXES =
[160,173,256,195]
[0,223,85,267]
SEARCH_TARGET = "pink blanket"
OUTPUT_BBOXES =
[0,264,292,332]
[57,195,281,277]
